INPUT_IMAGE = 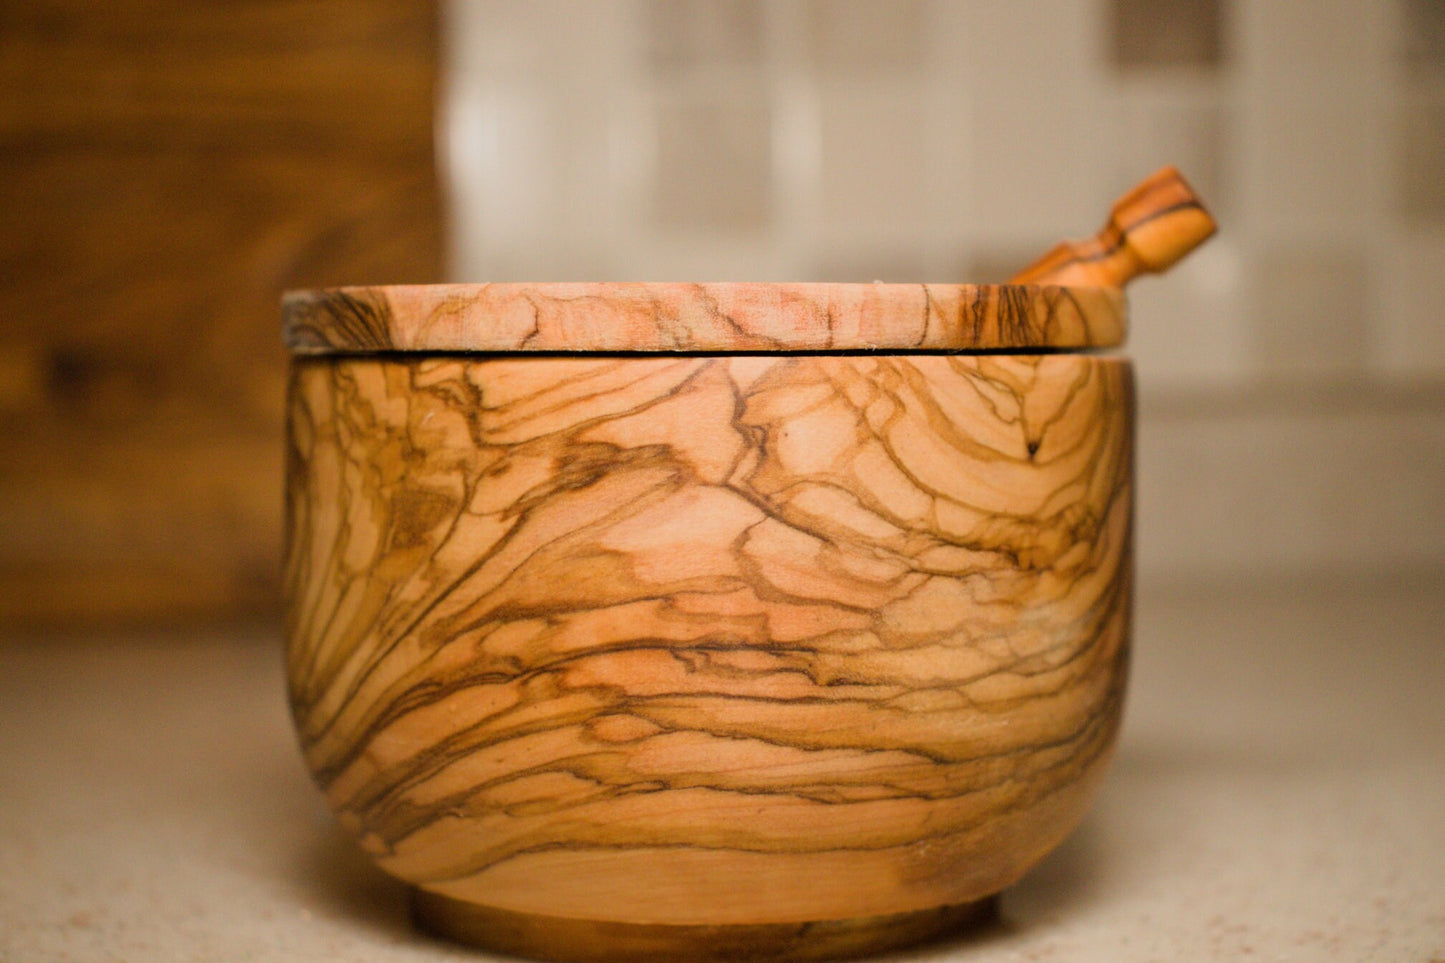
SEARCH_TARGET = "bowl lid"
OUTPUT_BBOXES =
[282,282,1125,355]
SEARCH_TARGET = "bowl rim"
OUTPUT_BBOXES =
[282,282,1126,356]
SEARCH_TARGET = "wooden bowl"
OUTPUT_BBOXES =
[282,280,1133,962]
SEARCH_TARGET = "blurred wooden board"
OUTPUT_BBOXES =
[0,1,443,628]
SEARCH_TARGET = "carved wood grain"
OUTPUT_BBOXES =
[284,352,1134,928]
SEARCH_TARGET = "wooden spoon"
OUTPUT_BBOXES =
[1010,165,1217,288]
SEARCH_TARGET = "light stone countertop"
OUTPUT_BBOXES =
[3,577,1443,962]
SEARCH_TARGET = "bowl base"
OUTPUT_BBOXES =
[410,889,998,963]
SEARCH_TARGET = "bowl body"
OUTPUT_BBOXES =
[284,349,1133,956]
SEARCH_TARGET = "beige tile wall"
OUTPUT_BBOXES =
[444,0,1445,582]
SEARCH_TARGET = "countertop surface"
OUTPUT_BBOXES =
[3,577,1443,962]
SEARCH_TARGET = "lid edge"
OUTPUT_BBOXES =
[283,282,1127,355]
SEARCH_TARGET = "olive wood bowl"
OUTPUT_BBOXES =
[283,169,1213,961]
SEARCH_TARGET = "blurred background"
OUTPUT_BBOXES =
[1,0,1442,630]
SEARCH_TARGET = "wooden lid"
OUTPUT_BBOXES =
[282,282,1125,354]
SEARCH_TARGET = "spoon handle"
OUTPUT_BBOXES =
[1010,165,1217,288]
